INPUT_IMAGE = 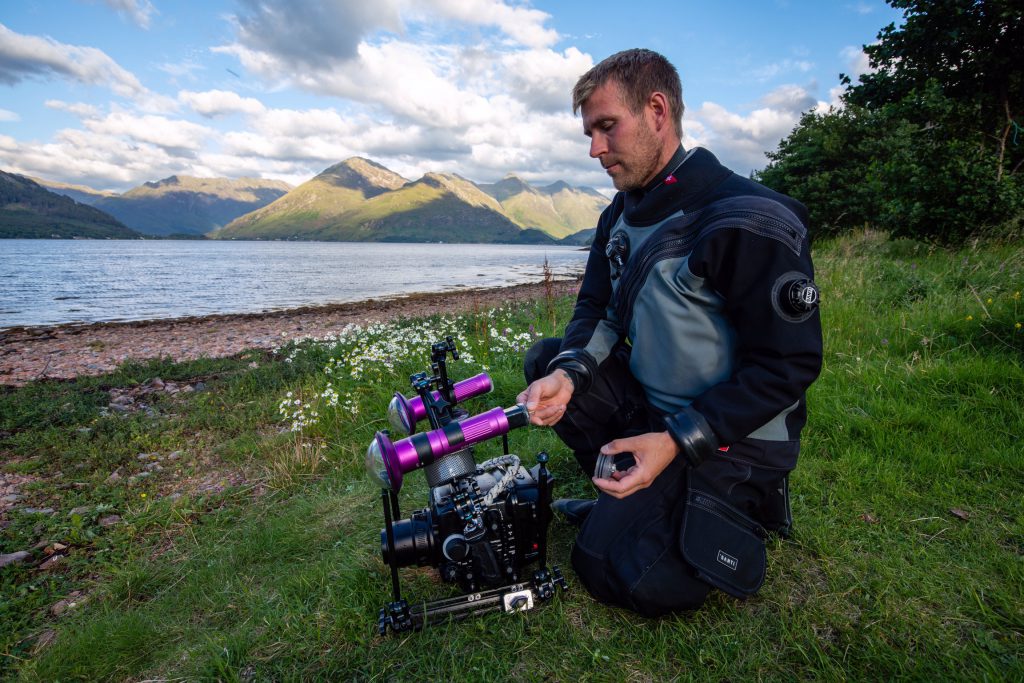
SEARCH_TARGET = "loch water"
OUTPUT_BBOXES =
[0,240,588,328]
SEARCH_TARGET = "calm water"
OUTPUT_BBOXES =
[0,240,587,329]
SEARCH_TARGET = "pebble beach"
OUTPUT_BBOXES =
[0,279,578,387]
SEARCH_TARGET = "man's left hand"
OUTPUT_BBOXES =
[592,431,680,499]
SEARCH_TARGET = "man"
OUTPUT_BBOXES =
[517,49,823,616]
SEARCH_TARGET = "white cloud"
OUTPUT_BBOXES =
[101,0,158,29]
[84,111,213,153]
[841,45,872,80]
[180,90,266,117]
[45,100,101,118]
[689,84,819,174]
[233,0,403,66]
[500,47,592,112]
[0,23,145,99]
[426,0,558,48]
[0,108,20,122]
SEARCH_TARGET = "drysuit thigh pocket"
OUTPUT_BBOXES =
[679,483,767,599]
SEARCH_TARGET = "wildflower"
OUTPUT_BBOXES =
[1016,322,1022,330]
[986,298,993,305]
[881,338,889,346]
[966,315,973,321]
[140,493,147,499]
[1014,291,1021,301]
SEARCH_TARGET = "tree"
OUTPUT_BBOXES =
[759,0,1023,244]
[844,0,1024,182]
[755,107,881,237]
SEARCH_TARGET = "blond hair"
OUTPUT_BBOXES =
[572,48,684,138]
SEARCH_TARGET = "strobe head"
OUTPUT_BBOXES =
[386,373,493,436]
[366,404,530,491]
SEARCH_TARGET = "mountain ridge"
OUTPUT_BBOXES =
[1,171,141,239]
[216,158,607,243]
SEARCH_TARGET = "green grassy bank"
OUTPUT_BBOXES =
[1,231,1021,681]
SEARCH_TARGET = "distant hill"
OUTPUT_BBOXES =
[33,177,117,206]
[215,157,606,243]
[0,171,141,239]
[560,227,596,246]
[216,158,407,239]
[90,176,291,236]
[479,176,608,239]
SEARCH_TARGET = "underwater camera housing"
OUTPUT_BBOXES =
[366,337,566,634]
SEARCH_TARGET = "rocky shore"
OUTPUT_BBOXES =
[0,279,578,386]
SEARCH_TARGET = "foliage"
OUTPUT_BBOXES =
[756,0,1024,244]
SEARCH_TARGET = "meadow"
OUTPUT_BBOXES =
[1,231,1021,681]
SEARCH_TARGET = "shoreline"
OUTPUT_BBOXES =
[0,279,579,387]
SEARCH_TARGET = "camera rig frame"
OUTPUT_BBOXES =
[373,338,567,635]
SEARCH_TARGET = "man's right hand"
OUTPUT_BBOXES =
[516,369,575,426]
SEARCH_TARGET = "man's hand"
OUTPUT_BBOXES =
[516,370,575,426]
[592,432,680,499]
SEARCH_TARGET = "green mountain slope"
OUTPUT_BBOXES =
[214,158,407,240]
[0,171,140,239]
[217,158,607,243]
[92,176,291,236]
[310,172,538,243]
[479,176,607,239]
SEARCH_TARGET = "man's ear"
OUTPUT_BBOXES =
[647,91,671,132]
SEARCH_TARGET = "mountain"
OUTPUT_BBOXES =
[33,178,117,206]
[479,176,609,239]
[216,158,607,243]
[215,166,539,243]
[0,171,141,239]
[215,158,407,239]
[90,176,291,236]
[560,227,596,246]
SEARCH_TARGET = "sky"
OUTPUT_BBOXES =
[0,0,903,195]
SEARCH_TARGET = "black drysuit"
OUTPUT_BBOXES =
[525,146,823,615]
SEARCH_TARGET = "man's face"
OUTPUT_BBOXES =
[581,80,662,192]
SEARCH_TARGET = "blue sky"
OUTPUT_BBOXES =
[0,0,903,193]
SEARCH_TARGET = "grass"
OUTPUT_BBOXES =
[1,230,1021,681]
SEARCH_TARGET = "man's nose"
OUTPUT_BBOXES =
[589,133,606,159]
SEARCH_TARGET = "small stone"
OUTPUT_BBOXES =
[148,377,165,390]
[137,453,155,461]
[50,599,72,616]
[127,472,151,484]
[98,514,121,527]
[0,551,30,567]
[77,428,93,435]
[2,493,22,504]
[69,506,91,517]
[106,468,122,483]
[39,554,65,570]
[193,382,206,392]
[21,507,56,515]
[144,463,164,473]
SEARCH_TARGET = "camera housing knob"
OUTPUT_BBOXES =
[443,534,470,561]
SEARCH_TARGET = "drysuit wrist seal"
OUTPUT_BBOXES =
[664,407,719,468]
